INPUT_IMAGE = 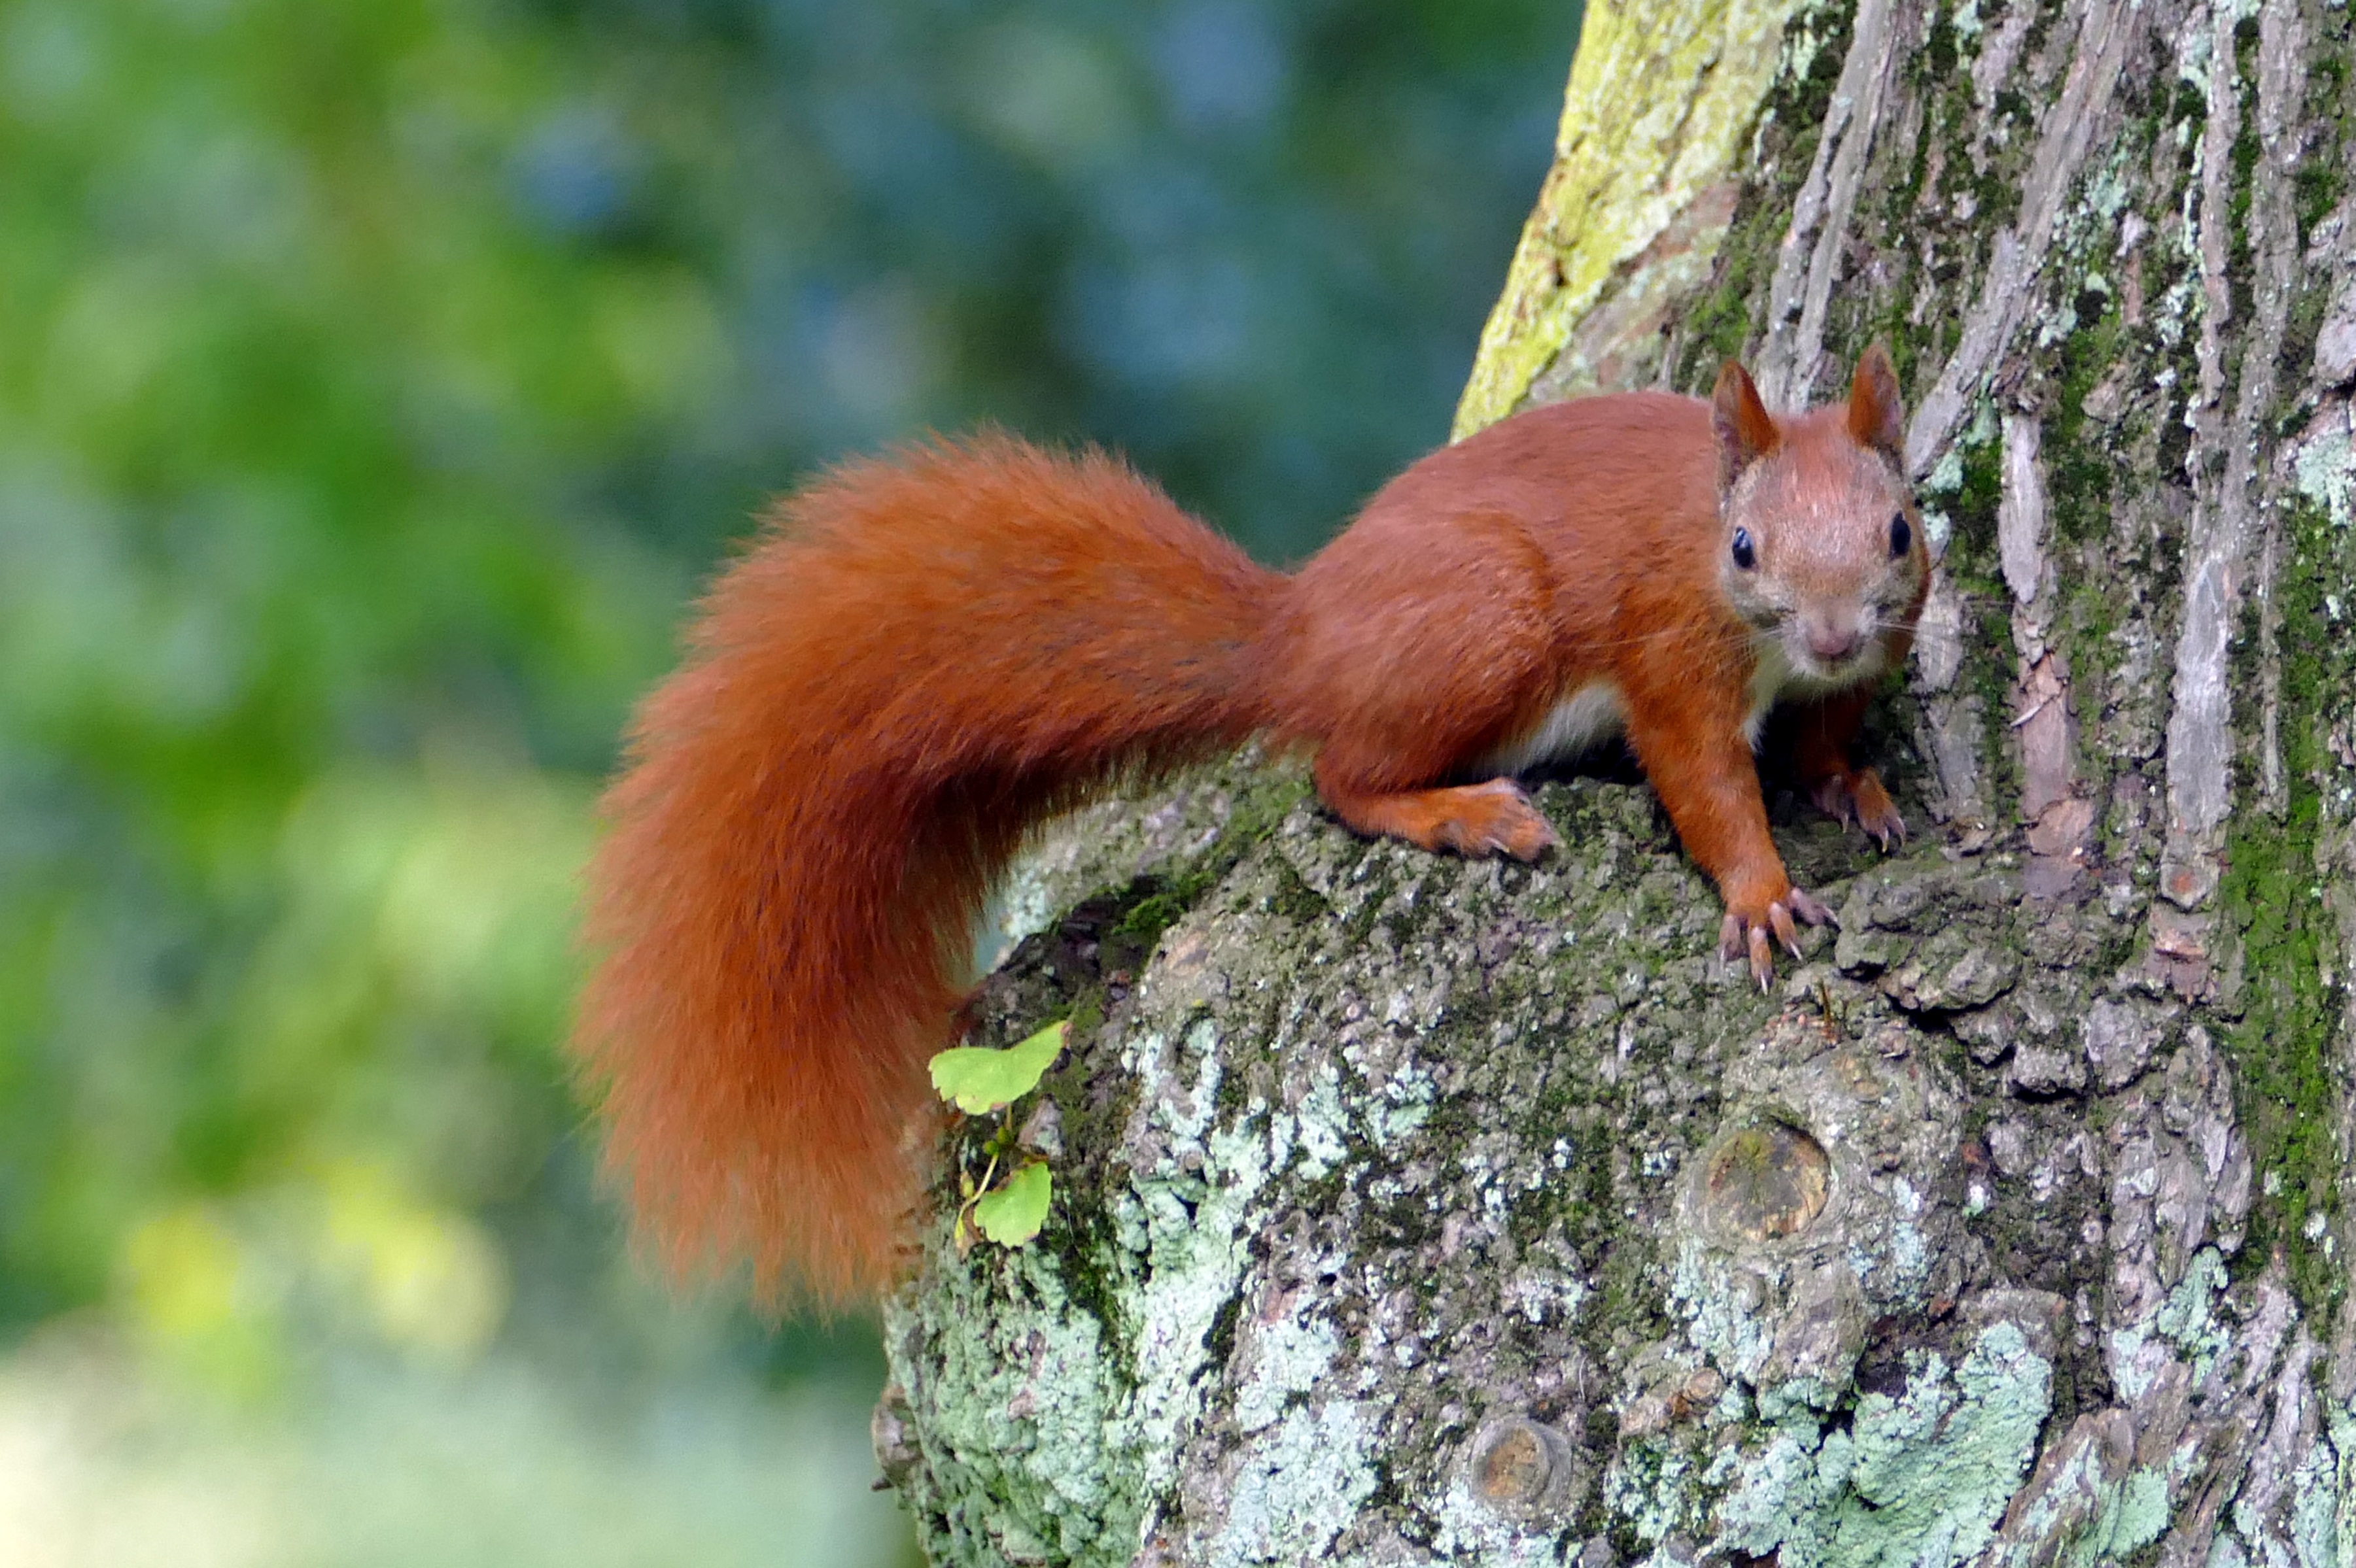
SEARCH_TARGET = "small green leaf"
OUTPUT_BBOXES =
[971,1161,1052,1246]
[929,1019,1069,1114]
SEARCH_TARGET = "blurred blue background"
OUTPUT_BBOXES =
[0,0,1572,1559]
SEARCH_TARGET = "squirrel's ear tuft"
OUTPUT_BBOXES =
[1712,360,1780,489]
[1847,343,1905,468]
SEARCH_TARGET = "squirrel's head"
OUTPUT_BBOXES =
[1712,344,1928,686]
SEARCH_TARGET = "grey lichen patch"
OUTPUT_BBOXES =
[2106,1245,2234,1401]
[882,1242,1142,1565]
[1979,1408,2168,1568]
[2330,1406,2355,1568]
[1711,1321,2053,1568]
[2293,417,2353,529]
[1202,1398,1379,1566]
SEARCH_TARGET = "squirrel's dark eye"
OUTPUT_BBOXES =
[1889,513,1912,558]
[1731,527,1756,571]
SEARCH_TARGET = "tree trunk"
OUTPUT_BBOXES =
[875,0,2356,1559]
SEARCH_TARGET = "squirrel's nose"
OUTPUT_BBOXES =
[1804,620,1865,662]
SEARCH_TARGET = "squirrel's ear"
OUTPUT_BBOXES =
[1847,343,1906,468]
[1712,360,1779,489]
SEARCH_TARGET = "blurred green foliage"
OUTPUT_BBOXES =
[0,0,699,1350]
[0,0,1570,1550]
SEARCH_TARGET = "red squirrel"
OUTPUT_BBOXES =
[575,346,1928,1305]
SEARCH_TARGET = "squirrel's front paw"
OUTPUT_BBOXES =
[1809,767,1907,850]
[1719,885,1837,989]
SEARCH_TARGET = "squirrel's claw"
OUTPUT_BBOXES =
[1860,797,1907,851]
[1722,885,1838,987]
[1810,768,1907,852]
[1784,885,1837,928]
[1720,913,1774,991]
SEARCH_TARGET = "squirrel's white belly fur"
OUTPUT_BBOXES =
[1484,630,1897,778]
[1484,681,1627,775]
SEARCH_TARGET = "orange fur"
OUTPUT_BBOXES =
[576,437,1279,1306]
[575,351,1925,1306]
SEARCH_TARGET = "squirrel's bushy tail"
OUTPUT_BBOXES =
[574,435,1281,1306]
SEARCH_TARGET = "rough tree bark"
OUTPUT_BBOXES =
[874,0,2356,1560]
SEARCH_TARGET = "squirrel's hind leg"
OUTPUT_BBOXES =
[1272,507,1568,863]
[1315,767,1559,862]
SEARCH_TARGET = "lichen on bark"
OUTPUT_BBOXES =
[878,0,2356,1558]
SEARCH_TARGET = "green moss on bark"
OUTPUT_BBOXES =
[2218,498,2349,1316]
